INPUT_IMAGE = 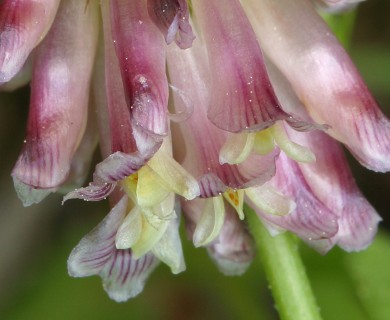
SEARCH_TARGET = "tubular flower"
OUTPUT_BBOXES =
[1,0,387,302]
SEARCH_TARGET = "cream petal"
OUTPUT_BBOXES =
[115,206,143,250]
[207,205,254,276]
[245,183,296,217]
[219,132,256,165]
[151,214,186,274]
[193,196,225,247]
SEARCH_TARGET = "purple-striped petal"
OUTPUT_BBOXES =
[68,196,159,302]
[147,0,195,49]
[65,4,166,203]
[167,32,278,198]
[109,0,169,138]
[243,0,390,172]
[250,153,339,249]
[191,0,296,133]
[0,0,60,83]
[11,0,99,203]
[290,129,381,252]
[268,58,381,252]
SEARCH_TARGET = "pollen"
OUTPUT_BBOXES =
[228,190,239,206]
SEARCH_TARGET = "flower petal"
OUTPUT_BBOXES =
[59,106,99,193]
[167,34,278,198]
[147,0,195,49]
[12,0,99,193]
[151,213,186,274]
[268,60,381,252]
[100,250,159,302]
[290,128,382,251]
[0,0,60,83]
[192,0,291,133]
[68,196,128,277]
[219,132,256,165]
[136,165,171,208]
[270,122,316,163]
[193,196,225,247]
[67,196,159,302]
[108,0,169,138]
[115,206,143,250]
[147,139,200,200]
[243,0,390,172]
[250,153,339,245]
[246,183,296,217]
[207,205,254,276]
[12,177,54,207]
[0,53,32,91]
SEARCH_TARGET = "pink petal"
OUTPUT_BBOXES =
[289,129,381,252]
[167,36,277,197]
[0,0,60,83]
[0,53,32,91]
[109,0,169,138]
[65,4,165,203]
[147,0,195,49]
[59,107,99,193]
[12,0,99,193]
[243,0,390,172]
[68,196,159,302]
[191,0,293,133]
[250,153,339,246]
[268,58,381,252]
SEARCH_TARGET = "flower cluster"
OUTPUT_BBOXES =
[1,0,387,302]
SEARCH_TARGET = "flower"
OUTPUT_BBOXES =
[1,0,387,302]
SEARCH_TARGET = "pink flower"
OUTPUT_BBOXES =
[1,0,386,301]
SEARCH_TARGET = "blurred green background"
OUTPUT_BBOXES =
[0,1,389,319]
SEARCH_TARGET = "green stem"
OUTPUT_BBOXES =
[245,206,322,320]
[321,10,357,48]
